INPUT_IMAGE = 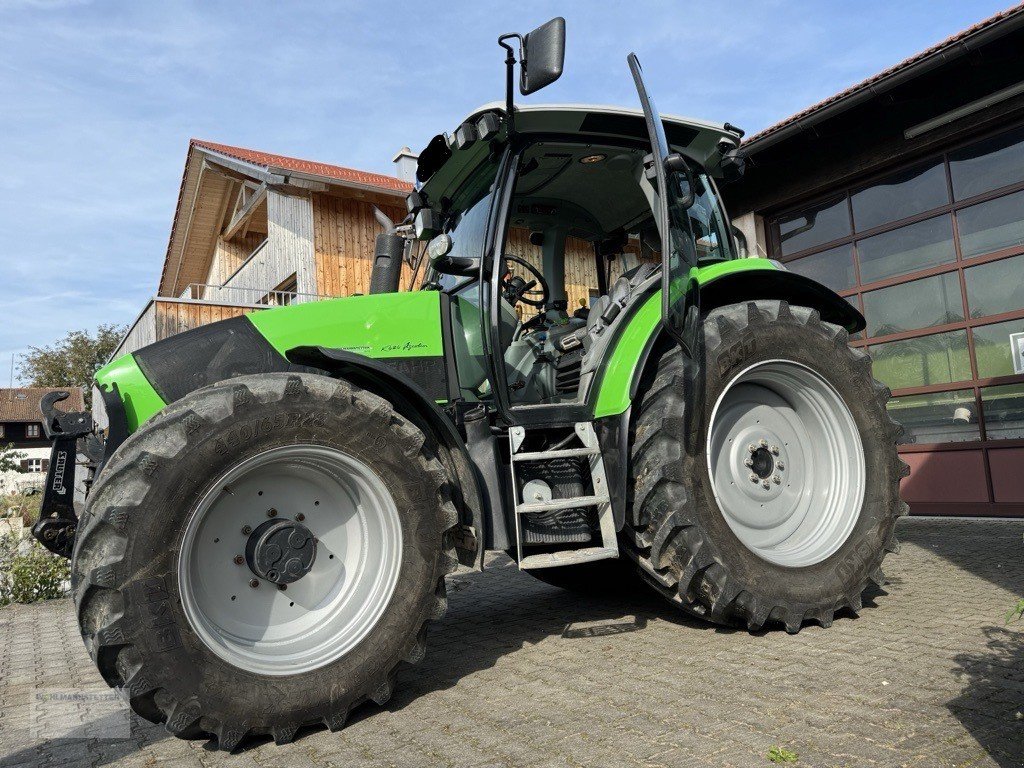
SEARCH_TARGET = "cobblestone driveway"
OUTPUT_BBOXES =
[1,518,1022,767]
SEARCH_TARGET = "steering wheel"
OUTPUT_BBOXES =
[501,255,549,308]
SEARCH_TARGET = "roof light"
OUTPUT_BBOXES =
[452,122,478,151]
[579,154,606,164]
[476,113,501,141]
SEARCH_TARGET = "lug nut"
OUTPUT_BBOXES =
[777,461,785,471]
[241,525,252,535]
[759,438,769,448]
[770,445,780,455]
[743,458,754,468]
[233,555,244,566]
[761,480,771,489]
[747,443,757,453]
[278,583,287,591]
[249,579,260,589]
[772,475,782,485]
[268,508,278,517]
[295,513,305,522]
[749,474,759,483]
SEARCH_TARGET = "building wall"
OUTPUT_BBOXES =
[205,231,267,293]
[312,194,413,296]
[763,120,1024,516]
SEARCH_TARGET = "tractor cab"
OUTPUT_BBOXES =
[414,102,743,421]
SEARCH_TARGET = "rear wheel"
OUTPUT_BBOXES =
[71,373,458,749]
[625,301,907,632]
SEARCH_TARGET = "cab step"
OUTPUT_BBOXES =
[519,547,619,570]
[509,422,618,570]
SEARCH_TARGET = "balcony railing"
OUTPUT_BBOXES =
[111,287,338,360]
[179,283,333,307]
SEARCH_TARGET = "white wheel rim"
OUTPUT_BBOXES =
[706,359,865,568]
[178,445,403,676]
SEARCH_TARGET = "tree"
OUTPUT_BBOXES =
[19,324,125,401]
[0,444,25,474]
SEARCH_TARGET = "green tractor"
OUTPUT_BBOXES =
[36,17,905,750]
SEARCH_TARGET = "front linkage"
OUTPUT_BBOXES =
[32,391,94,557]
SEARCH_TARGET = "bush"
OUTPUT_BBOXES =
[0,532,70,607]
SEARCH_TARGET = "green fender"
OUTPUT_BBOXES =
[591,259,864,418]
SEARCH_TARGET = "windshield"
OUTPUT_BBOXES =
[425,160,499,292]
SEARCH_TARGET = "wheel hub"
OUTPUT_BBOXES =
[707,359,866,568]
[245,518,317,584]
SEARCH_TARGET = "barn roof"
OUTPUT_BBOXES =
[190,140,411,193]
[0,387,85,423]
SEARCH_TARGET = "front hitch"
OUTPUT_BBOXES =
[32,391,93,557]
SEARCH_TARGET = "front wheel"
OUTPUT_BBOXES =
[71,373,458,749]
[625,301,907,633]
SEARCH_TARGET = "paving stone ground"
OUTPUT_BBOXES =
[1,517,1022,768]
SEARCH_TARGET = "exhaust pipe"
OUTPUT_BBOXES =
[369,206,405,295]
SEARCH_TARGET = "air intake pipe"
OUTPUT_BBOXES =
[369,207,406,294]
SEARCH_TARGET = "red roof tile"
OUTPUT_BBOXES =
[191,139,412,193]
[745,3,1024,147]
[0,387,85,423]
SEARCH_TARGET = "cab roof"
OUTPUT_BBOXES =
[470,101,740,165]
[417,102,742,201]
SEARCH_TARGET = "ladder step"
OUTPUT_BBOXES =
[517,495,610,515]
[513,447,600,462]
[520,547,619,570]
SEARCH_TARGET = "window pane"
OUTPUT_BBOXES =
[964,253,1024,319]
[887,390,979,444]
[956,189,1024,258]
[862,272,963,338]
[777,196,850,256]
[972,317,1024,379]
[785,245,855,292]
[949,124,1024,201]
[856,215,956,284]
[980,383,1024,440]
[869,330,972,390]
[851,160,949,232]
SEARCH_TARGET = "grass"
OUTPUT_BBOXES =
[1006,599,1024,624]
[767,746,799,764]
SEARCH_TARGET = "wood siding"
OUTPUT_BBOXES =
[312,194,414,296]
[205,231,267,292]
[200,190,315,303]
[113,299,261,358]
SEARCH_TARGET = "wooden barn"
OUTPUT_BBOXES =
[114,140,417,357]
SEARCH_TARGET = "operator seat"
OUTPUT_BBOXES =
[583,262,660,352]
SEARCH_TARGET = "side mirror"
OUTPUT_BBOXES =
[520,17,565,95]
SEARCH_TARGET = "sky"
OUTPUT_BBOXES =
[0,0,1014,383]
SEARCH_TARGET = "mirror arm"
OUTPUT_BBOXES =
[497,33,522,137]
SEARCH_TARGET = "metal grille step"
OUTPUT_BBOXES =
[516,494,610,515]
[519,547,619,570]
[512,447,601,462]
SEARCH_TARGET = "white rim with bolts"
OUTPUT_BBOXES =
[178,444,403,676]
[706,359,866,568]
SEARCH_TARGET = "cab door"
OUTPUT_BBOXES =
[627,53,701,357]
